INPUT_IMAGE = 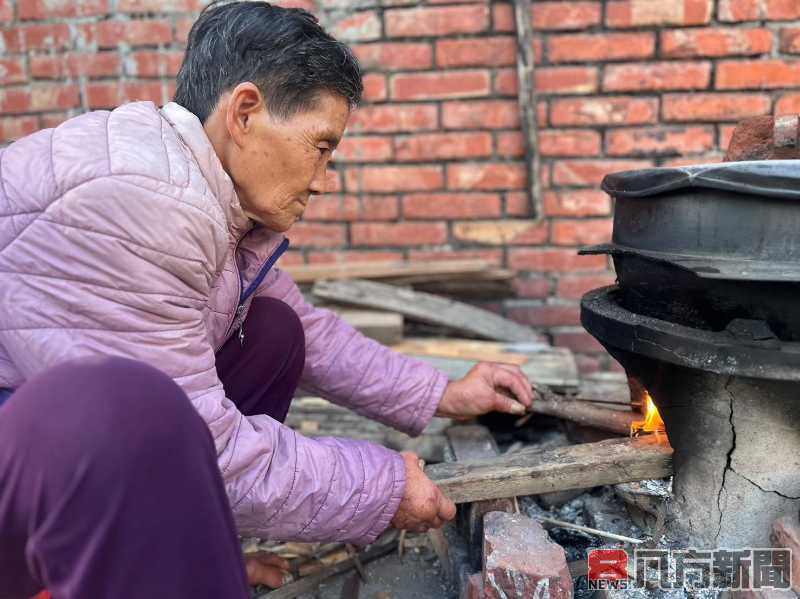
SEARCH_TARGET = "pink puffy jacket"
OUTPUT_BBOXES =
[0,101,448,544]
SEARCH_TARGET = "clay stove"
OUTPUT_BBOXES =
[580,160,800,549]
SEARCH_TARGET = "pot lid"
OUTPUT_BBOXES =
[602,160,800,200]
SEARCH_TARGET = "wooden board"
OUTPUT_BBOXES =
[426,435,673,504]
[285,259,493,284]
[335,309,403,345]
[312,279,539,343]
[391,338,529,366]
[408,349,579,390]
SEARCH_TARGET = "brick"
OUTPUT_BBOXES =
[662,93,772,122]
[443,100,519,129]
[330,10,381,42]
[557,274,617,299]
[553,329,605,353]
[348,104,438,133]
[512,276,552,299]
[345,165,443,193]
[0,115,38,142]
[362,74,387,102]
[606,125,715,156]
[507,302,581,327]
[351,222,447,246]
[509,248,607,272]
[83,19,173,49]
[307,250,403,264]
[0,1,11,22]
[535,66,598,95]
[175,17,194,44]
[453,220,548,245]
[86,81,164,109]
[391,70,490,101]
[395,132,492,161]
[604,61,711,92]
[606,0,712,27]
[22,24,72,51]
[552,159,652,186]
[548,32,654,63]
[0,84,80,114]
[303,195,398,221]
[334,136,393,162]
[118,0,204,12]
[39,112,70,129]
[719,0,800,21]
[285,222,346,248]
[551,219,613,245]
[20,0,108,19]
[447,162,526,191]
[493,2,603,32]
[540,129,601,157]
[770,515,800,593]
[781,28,800,54]
[661,154,723,167]
[717,60,800,90]
[776,93,800,114]
[551,96,658,126]
[31,52,121,79]
[496,132,523,158]
[544,190,612,217]
[386,5,488,37]
[662,28,772,58]
[402,193,501,219]
[0,57,26,85]
[127,51,183,77]
[353,42,433,71]
[719,124,737,150]
[436,36,516,68]
[482,512,573,599]
[506,191,533,217]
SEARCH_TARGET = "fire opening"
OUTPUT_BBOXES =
[631,391,665,436]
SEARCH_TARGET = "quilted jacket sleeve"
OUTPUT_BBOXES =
[256,267,449,436]
[0,171,405,543]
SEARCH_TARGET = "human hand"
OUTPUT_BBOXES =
[390,452,456,533]
[435,362,534,420]
[244,552,291,588]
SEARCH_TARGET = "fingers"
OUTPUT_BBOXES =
[245,554,291,588]
[491,367,533,412]
[437,489,457,522]
[496,364,534,406]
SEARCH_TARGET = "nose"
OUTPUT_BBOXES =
[309,167,337,195]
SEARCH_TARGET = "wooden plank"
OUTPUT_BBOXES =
[408,350,579,390]
[513,0,542,219]
[285,259,492,284]
[426,436,673,504]
[391,338,529,366]
[335,309,403,345]
[312,279,539,343]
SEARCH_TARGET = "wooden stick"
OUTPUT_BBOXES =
[426,435,673,504]
[512,0,542,219]
[257,531,398,599]
[538,516,644,545]
[529,396,637,435]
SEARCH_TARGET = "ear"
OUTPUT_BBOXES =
[225,82,266,148]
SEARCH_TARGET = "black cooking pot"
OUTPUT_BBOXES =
[581,160,800,340]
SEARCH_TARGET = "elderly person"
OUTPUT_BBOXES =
[0,3,533,598]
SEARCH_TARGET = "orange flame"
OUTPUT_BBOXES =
[631,391,665,436]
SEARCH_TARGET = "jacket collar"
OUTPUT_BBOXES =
[160,102,252,241]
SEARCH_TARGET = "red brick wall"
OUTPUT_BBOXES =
[2,0,799,372]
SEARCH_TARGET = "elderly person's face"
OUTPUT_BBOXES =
[205,83,347,232]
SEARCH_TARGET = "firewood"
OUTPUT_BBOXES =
[528,395,637,435]
[426,435,673,504]
[312,279,539,343]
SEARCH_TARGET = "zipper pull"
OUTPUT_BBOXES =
[236,304,247,346]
